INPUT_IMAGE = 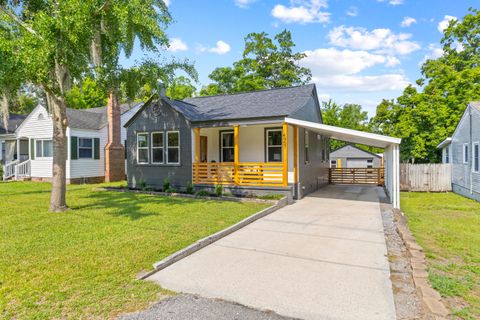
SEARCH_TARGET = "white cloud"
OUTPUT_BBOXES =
[167,38,188,52]
[328,25,420,55]
[271,0,330,24]
[163,0,171,6]
[377,0,404,5]
[302,48,398,75]
[207,40,231,55]
[438,15,457,33]
[312,74,409,92]
[401,17,416,27]
[346,6,358,17]
[234,0,256,8]
[424,44,444,61]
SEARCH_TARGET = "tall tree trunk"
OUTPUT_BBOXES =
[48,59,70,212]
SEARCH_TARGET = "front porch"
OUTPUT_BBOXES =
[191,122,298,190]
[1,137,31,180]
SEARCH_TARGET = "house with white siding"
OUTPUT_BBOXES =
[438,102,480,202]
[2,101,141,183]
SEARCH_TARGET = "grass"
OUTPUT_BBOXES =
[401,192,480,319]
[0,182,268,319]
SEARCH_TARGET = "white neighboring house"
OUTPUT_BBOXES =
[1,102,141,182]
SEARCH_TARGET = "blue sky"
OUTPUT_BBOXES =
[122,0,474,117]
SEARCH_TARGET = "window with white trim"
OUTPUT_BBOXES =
[445,146,450,164]
[473,142,479,173]
[36,139,53,158]
[167,131,180,164]
[367,158,373,168]
[220,131,234,162]
[266,129,282,162]
[304,130,310,164]
[463,143,469,164]
[331,160,337,168]
[137,133,149,164]
[151,132,164,164]
[78,138,93,159]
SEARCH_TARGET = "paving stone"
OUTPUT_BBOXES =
[413,268,429,278]
[423,297,449,316]
[418,286,442,300]
[410,250,426,260]
[407,242,423,251]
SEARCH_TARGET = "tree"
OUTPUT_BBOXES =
[321,100,370,151]
[200,30,311,95]
[166,76,196,100]
[371,8,480,163]
[66,77,107,109]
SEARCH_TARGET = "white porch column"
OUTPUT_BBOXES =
[393,144,401,209]
[16,139,20,162]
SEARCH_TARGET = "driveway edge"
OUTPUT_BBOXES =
[137,197,289,280]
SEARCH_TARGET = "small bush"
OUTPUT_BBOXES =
[186,181,194,194]
[214,184,223,197]
[163,178,170,191]
[165,188,178,193]
[139,180,147,191]
[195,190,211,197]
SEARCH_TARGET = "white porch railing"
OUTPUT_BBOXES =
[15,160,31,180]
[3,160,19,181]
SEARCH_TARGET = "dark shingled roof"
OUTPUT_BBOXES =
[66,103,142,130]
[172,84,316,122]
[0,114,27,134]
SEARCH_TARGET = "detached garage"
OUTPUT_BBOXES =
[330,144,383,168]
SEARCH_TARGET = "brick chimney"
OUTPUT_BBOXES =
[104,92,125,182]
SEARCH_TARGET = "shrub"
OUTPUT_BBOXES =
[214,184,223,197]
[195,190,211,197]
[163,178,170,192]
[186,181,194,194]
[165,188,178,193]
[139,179,146,191]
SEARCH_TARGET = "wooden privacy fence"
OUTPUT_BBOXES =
[329,168,385,186]
[400,164,452,192]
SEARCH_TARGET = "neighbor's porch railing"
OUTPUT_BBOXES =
[15,160,31,180]
[193,162,285,187]
[3,160,19,181]
[329,167,385,186]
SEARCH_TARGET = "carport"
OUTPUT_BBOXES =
[285,118,402,209]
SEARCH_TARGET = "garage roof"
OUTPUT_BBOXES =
[285,118,401,149]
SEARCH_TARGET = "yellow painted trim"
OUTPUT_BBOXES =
[293,126,298,183]
[337,159,342,169]
[194,128,201,163]
[233,125,239,185]
[282,122,288,187]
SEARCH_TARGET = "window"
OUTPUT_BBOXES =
[445,146,450,164]
[463,143,469,164]
[304,130,310,164]
[151,132,164,164]
[266,129,282,162]
[331,160,337,168]
[473,142,479,173]
[167,131,180,164]
[137,133,149,164]
[367,159,373,169]
[78,138,93,159]
[220,131,234,162]
[36,139,53,158]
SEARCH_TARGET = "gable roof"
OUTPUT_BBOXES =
[330,144,383,158]
[170,84,317,122]
[67,103,142,130]
[470,101,480,112]
[437,137,452,149]
[0,113,27,134]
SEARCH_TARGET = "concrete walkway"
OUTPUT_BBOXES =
[148,185,396,320]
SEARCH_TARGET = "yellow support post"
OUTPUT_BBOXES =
[234,125,239,185]
[194,128,200,183]
[282,122,288,187]
[293,126,298,184]
[338,159,342,168]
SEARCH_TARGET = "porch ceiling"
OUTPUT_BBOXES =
[284,118,401,148]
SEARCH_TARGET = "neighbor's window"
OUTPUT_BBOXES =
[78,138,93,159]
[151,132,164,164]
[221,131,234,162]
[36,139,53,158]
[137,133,149,164]
[473,142,479,173]
[266,129,282,162]
[304,130,310,164]
[167,131,180,164]
[445,146,450,164]
[367,159,373,169]
[463,143,469,164]
[331,160,337,168]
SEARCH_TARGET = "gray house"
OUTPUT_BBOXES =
[330,144,383,168]
[124,84,330,200]
[438,102,480,202]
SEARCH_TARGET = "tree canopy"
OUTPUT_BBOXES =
[200,30,311,96]
[371,8,480,163]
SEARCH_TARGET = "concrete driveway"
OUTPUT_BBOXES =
[148,185,396,320]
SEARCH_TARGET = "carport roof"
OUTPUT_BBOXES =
[285,118,401,149]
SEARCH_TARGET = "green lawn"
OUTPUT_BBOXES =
[401,192,480,319]
[0,182,268,319]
